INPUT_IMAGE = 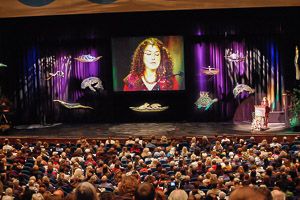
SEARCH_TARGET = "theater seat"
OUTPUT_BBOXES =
[167,171,175,176]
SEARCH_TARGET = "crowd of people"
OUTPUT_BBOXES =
[0,135,300,200]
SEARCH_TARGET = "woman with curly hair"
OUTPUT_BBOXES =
[123,37,179,91]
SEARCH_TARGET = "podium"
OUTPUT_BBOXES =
[251,105,267,131]
[255,106,266,117]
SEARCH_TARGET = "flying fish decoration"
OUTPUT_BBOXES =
[200,66,219,75]
[74,54,102,63]
[46,70,64,80]
[81,77,104,92]
[225,51,245,63]
[195,91,218,110]
[233,83,255,98]
[53,100,93,109]
[0,63,7,68]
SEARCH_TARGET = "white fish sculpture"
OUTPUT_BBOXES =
[46,70,64,80]
[200,66,219,75]
[225,52,245,63]
[53,100,93,109]
[0,63,7,68]
[81,77,104,92]
[130,103,169,112]
[233,83,255,98]
[75,54,102,62]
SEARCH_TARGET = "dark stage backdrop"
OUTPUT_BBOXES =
[0,8,299,124]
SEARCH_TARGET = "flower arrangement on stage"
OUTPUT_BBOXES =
[290,87,300,130]
[251,117,262,131]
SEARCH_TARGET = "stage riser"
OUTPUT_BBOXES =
[269,111,285,123]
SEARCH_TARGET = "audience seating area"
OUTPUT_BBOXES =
[0,135,300,199]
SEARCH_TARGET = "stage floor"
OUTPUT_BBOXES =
[1,122,298,139]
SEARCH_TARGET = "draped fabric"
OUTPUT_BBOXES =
[193,37,284,121]
[13,45,103,124]
[0,0,300,19]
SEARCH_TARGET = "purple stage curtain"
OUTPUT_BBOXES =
[14,46,102,124]
[193,37,284,122]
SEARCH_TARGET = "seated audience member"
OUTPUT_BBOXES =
[229,187,268,200]
[125,136,135,146]
[0,135,300,200]
[115,175,138,199]
[98,175,114,191]
[156,189,167,200]
[32,193,45,200]
[2,187,14,200]
[270,137,282,148]
[100,191,115,200]
[12,178,23,199]
[53,189,65,199]
[134,182,155,200]
[168,189,188,200]
[74,182,99,200]
[218,191,227,200]
[271,189,286,200]
[64,192,75,200]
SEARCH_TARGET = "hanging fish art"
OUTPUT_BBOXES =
[233,83,255,98]
[53,100,94,109]
[81,77,104,92]
[195,91,218,111]
[75,54,102,62]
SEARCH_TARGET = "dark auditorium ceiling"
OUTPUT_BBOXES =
[0,0,300,18]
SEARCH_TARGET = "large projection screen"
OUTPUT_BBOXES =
[112,36,185,92]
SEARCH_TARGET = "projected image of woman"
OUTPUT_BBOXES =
[123,38,179,91]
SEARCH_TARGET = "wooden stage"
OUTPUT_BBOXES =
[1,122,299,142]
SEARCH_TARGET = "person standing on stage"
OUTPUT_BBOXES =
[261,97,270,128]
[0,97,11,125]
[295,45,300,80]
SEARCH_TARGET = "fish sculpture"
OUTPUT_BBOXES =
[81,77,104,92]
[201,66,219,75]
[46,70,64,80]
[0,63,7,68]
[74,54,102,62]
[195,91,218,111]
[225,52,245,63]
[233,83,255,98]
[130,103,169,112]
[53,100,93,109]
